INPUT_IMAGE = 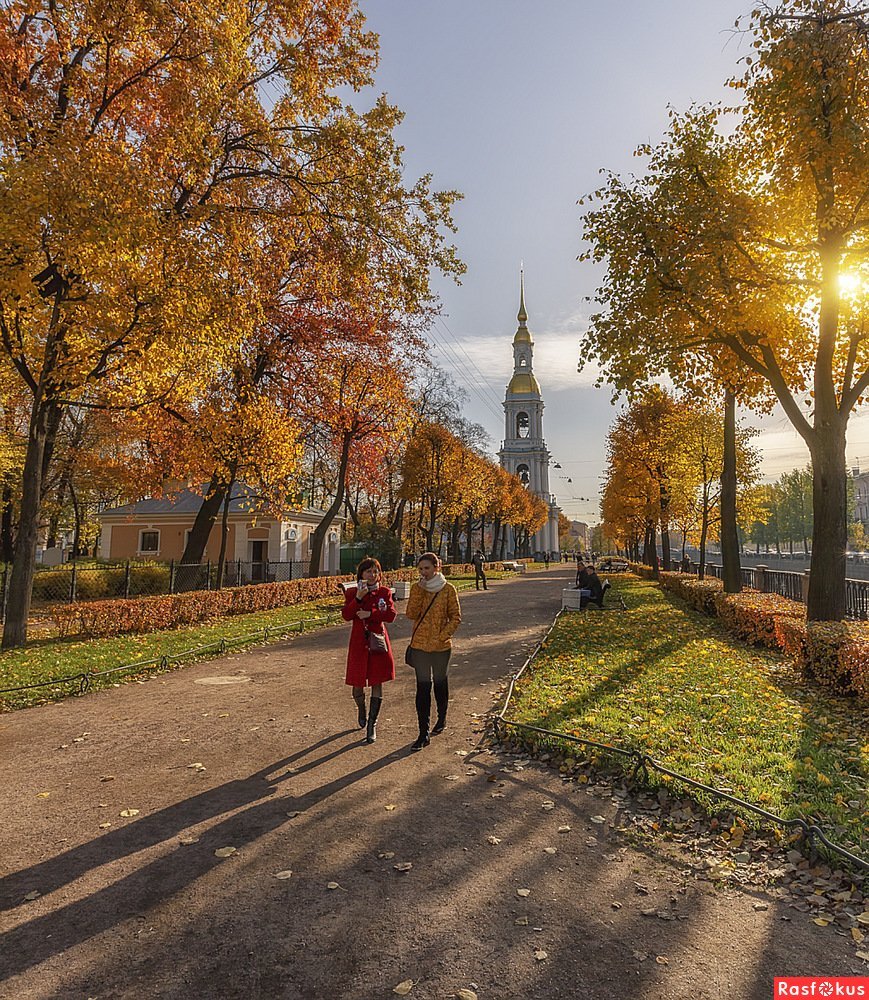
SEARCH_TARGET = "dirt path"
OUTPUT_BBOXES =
[0,567,860,999]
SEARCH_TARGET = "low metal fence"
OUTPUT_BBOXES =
[0,559,313,620]
[493,609,868,873]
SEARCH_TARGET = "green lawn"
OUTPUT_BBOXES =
[505,575,869,857]
[0,574,486,712]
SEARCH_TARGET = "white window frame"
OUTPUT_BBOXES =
[138,528,160,555]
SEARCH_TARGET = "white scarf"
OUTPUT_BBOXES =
[420,572,447,593]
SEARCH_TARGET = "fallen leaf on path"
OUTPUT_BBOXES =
[486,774,497,782]
[491,793,505,799]
[590,815,606,825]
[813,918,830,927]
[851,928,864,943]
[36,792,50,798]
[858,912,869,926]
[100,775,115,782]
[393,863,413,872]
[179,836,199,845]
[541,800,555,811]
[379,852,395,859]
[456,990,478,1000]
[385,804,397,812]
[187,762,206,771]
[655,956,669,966]
[273,870,293,880]
[514,917,529,926]
[218,713,229,718]
[392,981,415,996]
[543,847,557,855]
[23,891,40,901]
[99,822,111,830]
[119,809,140,818]
[517,888,531,898]
[486,836,501,846]
[632,951,648,962]
[558,825,571,834]
[214,847,236,858]
[534,950,548,961]
[856,951,869,962]
[753,903,768,912]
[286,811,301,819]
[444,775,460,781]
[326,882,345,890]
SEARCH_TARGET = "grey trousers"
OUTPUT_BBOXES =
[407,648,451,682]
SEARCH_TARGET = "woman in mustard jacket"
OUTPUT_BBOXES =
[405,552,462,751]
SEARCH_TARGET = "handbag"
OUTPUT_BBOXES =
[365,627,389,654]
[404,589,441,666]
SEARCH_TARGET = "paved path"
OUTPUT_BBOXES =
[0,568,858,999]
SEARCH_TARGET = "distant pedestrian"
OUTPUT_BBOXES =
[405,552,462,750]
[543,551,550,569]
[471,548,488,590]
[342,557,396,744]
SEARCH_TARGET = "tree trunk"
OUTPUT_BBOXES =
[806,425,847,620]
[70,481,81,558]
[699,497,709,581]
[658,472,671,571]
[176,475,230,591]
[308,432,352,578]
[2,397,59,648]
[215,487,233,589]
[720,389,742,594]
[389,496,407,539]
[450,517,461,565]
[1,486,15,563]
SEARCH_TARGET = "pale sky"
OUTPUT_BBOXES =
[358,1,860,522]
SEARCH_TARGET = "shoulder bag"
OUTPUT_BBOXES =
[404,589,441,666]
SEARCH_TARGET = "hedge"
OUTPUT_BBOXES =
[627,564,868,701]
[50,561,525,639]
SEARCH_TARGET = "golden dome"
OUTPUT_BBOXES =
[508,372,541,394]
[513,326,532,343]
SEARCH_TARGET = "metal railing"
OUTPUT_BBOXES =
[492,609,868,873]
[1,559,313,619]
[699,563,869,621]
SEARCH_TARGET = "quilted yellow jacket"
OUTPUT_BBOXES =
[405,582,462,653]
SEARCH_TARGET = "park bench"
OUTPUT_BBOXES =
[561,579,627,612]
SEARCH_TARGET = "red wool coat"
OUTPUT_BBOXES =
[342,584,397,687]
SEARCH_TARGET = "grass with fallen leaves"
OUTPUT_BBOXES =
[0,574,487,711]
[506,575,869,857]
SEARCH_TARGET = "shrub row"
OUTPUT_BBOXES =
[628,564,868,701]
[50,561,514,639]
[52,574,356,638]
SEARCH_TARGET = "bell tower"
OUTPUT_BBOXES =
[498,271,561,557]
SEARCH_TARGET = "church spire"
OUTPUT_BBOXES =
[514,266,532,344]
[517,266,528,325]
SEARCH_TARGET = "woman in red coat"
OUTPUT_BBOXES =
[342,557,396,743]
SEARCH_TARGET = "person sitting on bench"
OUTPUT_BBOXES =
[575,560,590,589]
[580,565,607,609]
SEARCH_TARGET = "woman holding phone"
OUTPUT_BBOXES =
[342,557,396,743]
[404,552,462,751]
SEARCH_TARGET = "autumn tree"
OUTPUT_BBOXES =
[581,1,869,620]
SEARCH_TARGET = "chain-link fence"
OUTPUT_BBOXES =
[0,559,313,620]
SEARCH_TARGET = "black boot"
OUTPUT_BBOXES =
[353,692,367,729]
[431,677,449,735]
[366,697,382,744]
[411,682,431,751]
